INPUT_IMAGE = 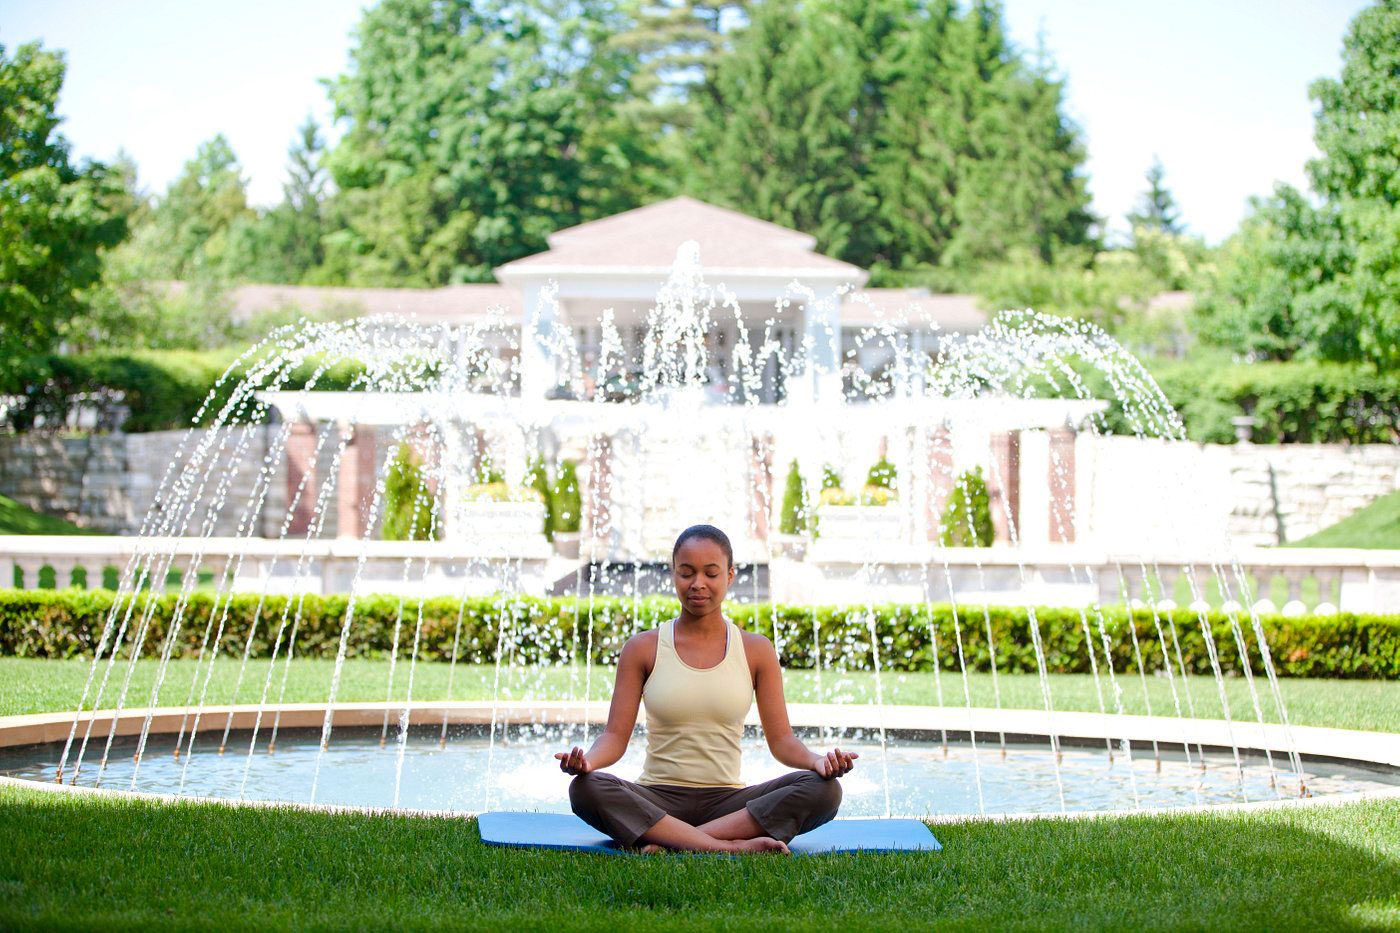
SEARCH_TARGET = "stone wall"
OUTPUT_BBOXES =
[0,434,132,534]
[1082,436,1400,550]
[0,427,288,537]
[1225,443,1399,545]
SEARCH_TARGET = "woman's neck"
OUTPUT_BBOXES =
[676,607,726,632]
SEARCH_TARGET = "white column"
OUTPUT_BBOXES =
[520,281,560,400]
[800,285,842,405]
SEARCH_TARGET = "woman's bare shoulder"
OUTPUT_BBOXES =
[739,628,773,647]
[621,627,661,670]
[740,629,778,663]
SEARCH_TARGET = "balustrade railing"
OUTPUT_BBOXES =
[0,535,1395,612]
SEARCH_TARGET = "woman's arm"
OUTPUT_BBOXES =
[555,632,649,774]
[750,634,857,778]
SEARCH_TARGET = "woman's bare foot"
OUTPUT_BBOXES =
[640,844,665,855]
[730,836,790,855]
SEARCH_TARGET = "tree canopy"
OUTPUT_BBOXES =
[0,41,129,376]
[1194,0,1399,367]
[319,0,668,286]
[689,0,1094,279]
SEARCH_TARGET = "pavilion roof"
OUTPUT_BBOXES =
[844,289,988,332]
[496,196,866,279]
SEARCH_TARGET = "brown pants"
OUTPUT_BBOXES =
[569,770,842,846]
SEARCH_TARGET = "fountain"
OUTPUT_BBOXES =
[2,244,1398,818]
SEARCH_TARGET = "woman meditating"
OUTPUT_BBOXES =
[556,524,857,854]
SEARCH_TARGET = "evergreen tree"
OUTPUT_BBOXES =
[690,0,879,265]
[609,0,747,131]
[382,442,438,541]
[132,135,255,282]
[322,0,666,286]
[0,41,129,376]
[939,467,993,547]
[942,21,1096,270]
[525,455,555,540]
[1127,156,1183,236]
[552,460,582,534]
[778,459,809,535]
[232,117,329,285]
[692,0,1093,275]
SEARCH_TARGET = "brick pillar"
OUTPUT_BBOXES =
[285,421,318,536]
[336,424,377,539]
[925,426,954,540]
[748,433,775,542]
[582,433,613,548]
[1048,426,1076,544]
[988,431,1020,544]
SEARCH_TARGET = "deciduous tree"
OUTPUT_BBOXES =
[1195,0,1399,367]
[0,41,128,378]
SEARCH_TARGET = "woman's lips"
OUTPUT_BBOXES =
[687,594,708,603]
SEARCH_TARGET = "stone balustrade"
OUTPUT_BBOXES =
[0,535,557,598]
[776,544,1400,613]
[1,535,1395,612]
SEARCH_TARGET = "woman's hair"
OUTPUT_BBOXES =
[671,524,734,568]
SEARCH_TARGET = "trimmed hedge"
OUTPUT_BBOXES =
[2,589,1395,679]
[1098,358,1400,444]
[5,350,369,433]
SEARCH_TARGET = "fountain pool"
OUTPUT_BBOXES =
[17,242,1388,823]
[7,722,1399,818]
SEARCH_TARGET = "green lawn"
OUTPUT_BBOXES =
[0,784,1395,930]
[0,494,96,536]
[1289,489,1400,549]
[3,658,1397,732]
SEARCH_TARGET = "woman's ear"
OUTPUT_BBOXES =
[727,564,736,583]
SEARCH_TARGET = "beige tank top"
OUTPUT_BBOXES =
[638,619,753,787]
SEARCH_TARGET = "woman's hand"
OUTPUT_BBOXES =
[811,748,859,779]
[554,746,593,776]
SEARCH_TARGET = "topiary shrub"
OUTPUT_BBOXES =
[779,459,810,535]
[866,457,897,490]
[940,467,994,547]
[822,465,843,489]
[382,442,439,541]
[552,459,581,534]
[524,455,554,540]
[476,451,506,485]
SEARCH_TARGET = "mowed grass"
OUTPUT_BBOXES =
[1289,489,1400,549]
[3,658,1397,733]
[0,494,97,536]
[0,783,1396,930]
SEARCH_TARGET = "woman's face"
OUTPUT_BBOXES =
[672,537,734,615]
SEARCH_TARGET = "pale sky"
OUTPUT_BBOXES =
[0,0,1372,245]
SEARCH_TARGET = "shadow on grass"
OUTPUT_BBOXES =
[0,786,1395,930]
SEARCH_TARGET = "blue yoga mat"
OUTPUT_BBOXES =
[476,811,941,855]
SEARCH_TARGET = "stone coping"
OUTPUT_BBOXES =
[3,700,1397,765]
[2,535,1398,569]
[2,701,1398,821]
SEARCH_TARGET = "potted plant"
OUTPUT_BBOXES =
[452,480,549,551]
[815,458,901,542]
